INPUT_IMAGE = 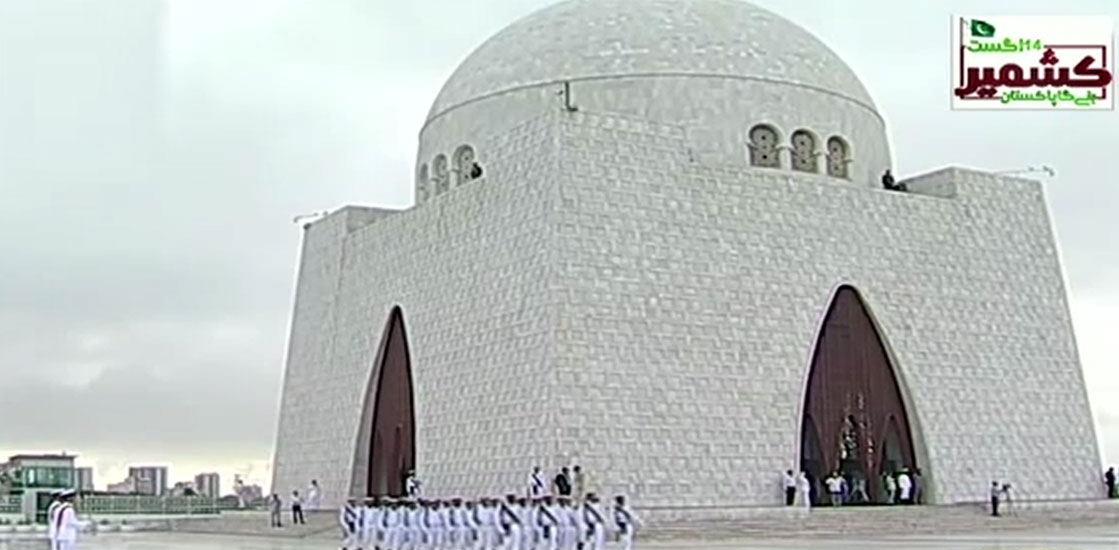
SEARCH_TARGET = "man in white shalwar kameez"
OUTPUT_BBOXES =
[797,472,812,510]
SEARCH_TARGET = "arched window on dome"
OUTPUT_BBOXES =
[790,129,819,173]
[416,164,430,203]
[748,124,781,168]
[826,136,851,179]
[432,155,450,195]
[453,145,478,186]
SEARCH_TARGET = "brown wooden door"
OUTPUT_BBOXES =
[366,307,417,497]
[800,287,918,504]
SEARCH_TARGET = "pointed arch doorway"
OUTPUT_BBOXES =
[799,286,920,505]
[360,306,416,497]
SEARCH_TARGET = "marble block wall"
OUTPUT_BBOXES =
[547,110,1100,507]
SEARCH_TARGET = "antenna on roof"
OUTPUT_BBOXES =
[557,81,579,113]
[293,211,328,224]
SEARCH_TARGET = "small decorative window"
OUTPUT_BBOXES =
[748,124,781,168]
[417,164,429,202]
[790,129,818,173]
[453,145,478,186]
[826,136,850,179]
[432,155,450,195]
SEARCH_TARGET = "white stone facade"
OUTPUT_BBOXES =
[271,0,1101,512]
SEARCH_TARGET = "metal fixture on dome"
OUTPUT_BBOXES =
[557,81,579,113]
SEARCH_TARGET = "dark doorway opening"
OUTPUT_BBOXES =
[799,286,920,505]
[364,307,416,497]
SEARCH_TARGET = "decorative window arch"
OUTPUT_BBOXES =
[416,164,430,202]
[790,129,819,173]
[748,124,781,168]
[453,145,478,186]
[826,136,851,179]
[432,155,450,195]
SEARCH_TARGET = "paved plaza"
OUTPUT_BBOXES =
[7,529,1119,550]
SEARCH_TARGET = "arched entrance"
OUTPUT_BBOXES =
[362,306,416,497]
[800,286,919,504]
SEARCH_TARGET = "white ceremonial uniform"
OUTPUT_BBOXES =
[410,507,424,550]
[384,507,402,550]
[613,505,639,550]
[476,505,497,550]
[519,505,534,550]
[340,504,360,549]
[582,503,606,550]
[445,506,463,550]
[406,476,422,498]
[529,472,546,497]
[537,503,560,550]
[500,502,521,550]
[559,506,579,550]
[428,508,447,550]
[309,485,322,510]
[362,504,381,549]
[47,499,62,550]
[54,503,79,550]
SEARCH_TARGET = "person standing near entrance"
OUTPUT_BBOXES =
[270,494,283,528]
[1105,468,1116,498]
[796,472,811,510]
[291,490,306,524]
[308,479,322,510]
[554,467,572,497]
[406,469,423,498]
[573,466,589,502]
[989,481,1002,517]
[897,469,913,505]
[825,472,844,506]
[883,472,897,504]
[782,470,797,506]
[529,466,547,498]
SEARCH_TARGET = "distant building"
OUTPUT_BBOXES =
[106,478,135,494]
[74,467,95,492]
[0,454,76,496]
[127,466,168,496]
[170,481,196,497]
[194,473,220,498]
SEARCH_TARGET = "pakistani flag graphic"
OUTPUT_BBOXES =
[970,19,996,37]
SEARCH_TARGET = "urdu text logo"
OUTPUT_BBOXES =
[952,16,1114,110]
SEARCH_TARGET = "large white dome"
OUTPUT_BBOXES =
[415,0,890,194]
[427,0,878,121]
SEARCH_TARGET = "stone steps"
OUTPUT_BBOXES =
[642,501,1119,539]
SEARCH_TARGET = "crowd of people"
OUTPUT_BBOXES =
[338,465,641,550]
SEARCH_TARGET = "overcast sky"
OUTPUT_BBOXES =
[0,0,1116,493]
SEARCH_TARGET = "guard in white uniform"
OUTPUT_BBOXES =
[383,499,402,550]
[581,494,606,550]
[54,490,79,550]
[428,500,447,550]
[476,498,499,550]
[555,497,578,550]
[516,498,533,550]
[407,500,423,550]
[446,498,465,550]
[361,498,380,550]
[528,467,546,498]
[340,498,360,550]
[536,496,560,550]
[499,494,522,550]
[612,496,640,550]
